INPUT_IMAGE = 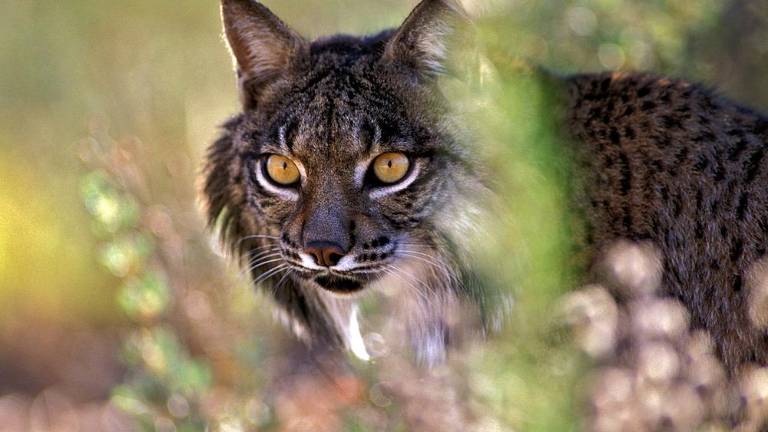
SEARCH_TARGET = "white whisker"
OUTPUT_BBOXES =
[235,234,280,248]
[245,244,281,254]
[246,248,282,262]
[248,256,285,272]
[253,264,290,287]
[398,252,455,281]
[239,256,285,279]
[274,269,293,289]
[384,265,431,304]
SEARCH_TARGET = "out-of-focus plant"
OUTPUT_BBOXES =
[450,61,585,431]
[81,151,212,431]
[7,0,749,430]
[482,0,723,75]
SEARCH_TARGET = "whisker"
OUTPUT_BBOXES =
[239,256,285,279]
[384,271,430,305]
[279,259,318,274]
[398,247,457,274]
[343,263,388,273]
[349,268,387,275]
[384,264,431,304]
[398,240,439,251]
[397,252,454,280]
[397,245,447,262]
[244,250,282,265]
[281,259,307,268]
[246,248,282,262]
[389,264,432,290]
[286,266,316,279]
[393,248,461,298]
[241,234,281,240]
[248,256,285,271]
[235,234,280,248]
[398,248,441,259]
[245,244,281,254]
[270,269,293,293]
[253,264,290,286]
[232,251,282,283]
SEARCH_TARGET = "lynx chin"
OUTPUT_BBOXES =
[203,0,768,370]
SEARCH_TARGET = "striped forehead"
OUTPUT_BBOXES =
[288,103,378,160]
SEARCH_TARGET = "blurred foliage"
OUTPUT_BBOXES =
[1,0,766,431]
[483,0,723,74]
[81,162,212,430]
[456,71,585,430]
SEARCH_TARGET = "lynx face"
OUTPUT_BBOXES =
[205,0,481,361]
[231,48,453,294]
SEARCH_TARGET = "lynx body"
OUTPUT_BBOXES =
[204,0,768,370]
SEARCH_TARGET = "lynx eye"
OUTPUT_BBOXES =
[264,155,300,186]
[372,152,410,184]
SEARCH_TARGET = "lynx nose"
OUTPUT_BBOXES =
[305,241,346,267]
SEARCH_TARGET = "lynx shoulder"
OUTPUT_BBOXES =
[563,71,768,369]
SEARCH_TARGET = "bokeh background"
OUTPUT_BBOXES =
[0,0,766,431]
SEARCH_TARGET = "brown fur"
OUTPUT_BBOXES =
[564,72,768,371]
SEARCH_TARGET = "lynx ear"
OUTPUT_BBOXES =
[221,0,308,109]
[384,0,470,79]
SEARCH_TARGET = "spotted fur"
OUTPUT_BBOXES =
[565,72,768,371]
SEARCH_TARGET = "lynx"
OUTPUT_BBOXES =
[204,0,768,370]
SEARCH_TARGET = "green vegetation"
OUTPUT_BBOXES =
[0,1,762,430]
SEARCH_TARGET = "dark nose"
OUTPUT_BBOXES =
[305,241,346,267]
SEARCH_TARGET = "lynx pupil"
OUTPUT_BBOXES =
[373,152,409,184]
[265,154,300,185]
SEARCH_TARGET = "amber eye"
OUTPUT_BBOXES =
[265,155,300,186]
[372,152,410,184]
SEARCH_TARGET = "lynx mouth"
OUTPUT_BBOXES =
[314,274,364,293]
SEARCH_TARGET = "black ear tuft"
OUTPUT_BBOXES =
[383,0,471,79]
[221,0,308,109]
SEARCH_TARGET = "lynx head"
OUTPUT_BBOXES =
[204,0,486,364]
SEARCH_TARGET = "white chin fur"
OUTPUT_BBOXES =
[347,306,370,361]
